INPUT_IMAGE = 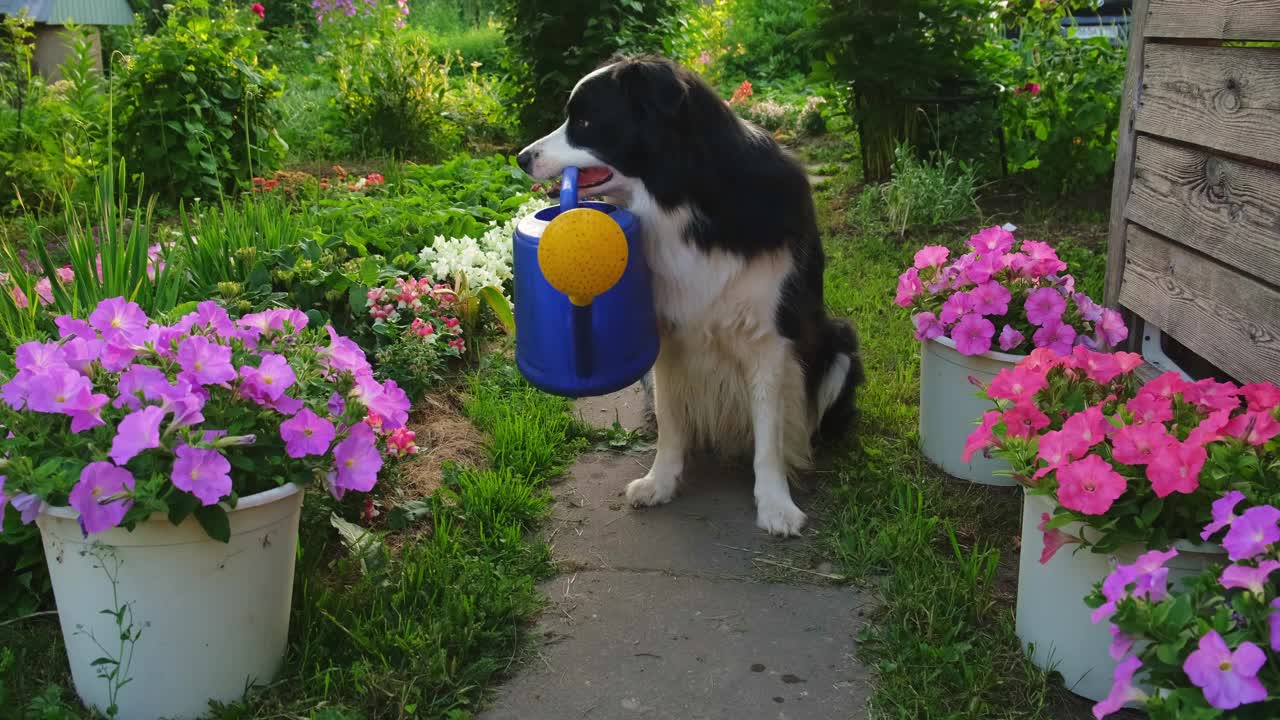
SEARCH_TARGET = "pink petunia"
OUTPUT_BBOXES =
[1269,598,1280,653]
[967,226,1015,255]
[1022,241,1067,277]
[964,252,1005,285]
[1060,406,1111,457]
[1225,411,1280,447]
[1187,409,1233,446]
[962,410,1002,463]
[1037,511,1080,564]
[998,324,1024,352]
[895,268,923,307]
[1146,440,1207,497]
[1240,382,1280,412]
[1003,402,1051,439]
[969,281,1011,316]
[1072,346,1124,385]
[913,312,944,341]
[1073,293,1104,322]
[69,462,135,535]
[1097,308,1128,347]
[987,367,1047,403]
[1033,318,1077,356]
[940,291,972,324]
[1111,422,1173,466]
[1024,287,1066,327]
[950,313,996,356]
[1057,455,1126,515]
[1126,392,1173,426]
[913,245,950,269]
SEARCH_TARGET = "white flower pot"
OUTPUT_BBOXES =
[919,335,1023,485]
[37,483,304,720]
[1015,492,1224,702]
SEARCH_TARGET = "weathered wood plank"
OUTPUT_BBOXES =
[1118,225,1280,384]
[1125,136,1280,287]
[1146,0,1280,41]
[1136,44,1280,168]
[1104,0,1148,349]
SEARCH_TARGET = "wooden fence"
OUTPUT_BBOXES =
[1104,0,1280,384]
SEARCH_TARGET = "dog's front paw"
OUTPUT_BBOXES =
[626,472,678,507]
[755,495,807,537]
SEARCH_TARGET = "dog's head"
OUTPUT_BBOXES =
[517,55,726,202]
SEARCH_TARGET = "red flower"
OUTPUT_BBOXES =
[366,173,385,185]
[729,80,753,105]
[1016,82,1041,96]
[251,3,265,19]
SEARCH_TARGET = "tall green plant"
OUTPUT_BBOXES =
[176,194,305,300]
[113,0,285,203]
[498,0,688,134]
[812,0,1000,182]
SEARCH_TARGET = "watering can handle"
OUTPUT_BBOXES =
[560,166,579,211]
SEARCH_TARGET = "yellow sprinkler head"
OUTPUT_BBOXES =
[537,208,628,307]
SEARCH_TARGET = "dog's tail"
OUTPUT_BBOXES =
[816,317,864,439]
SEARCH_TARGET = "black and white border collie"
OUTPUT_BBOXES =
[518,55,863,536]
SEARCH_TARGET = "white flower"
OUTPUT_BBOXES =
[418,197,554,297]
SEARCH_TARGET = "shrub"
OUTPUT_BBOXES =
[812,0,1000,182]
[334,27,457,160]
[716,0,814,82]
[872,144,980,234]
[114,0,285,203]
[497,0,687,134]
[441,63,519,151]
[428,22,505,69]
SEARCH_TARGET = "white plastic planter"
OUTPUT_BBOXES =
[1015,492,1224,702]
[919,336,1023,485]
[37,483,304,720]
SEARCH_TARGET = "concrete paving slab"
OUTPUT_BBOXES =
[548,452,820,579]
[575,383,650,432]
[480,570,872,720]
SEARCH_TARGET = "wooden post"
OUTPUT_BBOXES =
[1102,0,1149,350]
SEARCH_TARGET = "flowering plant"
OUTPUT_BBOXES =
[896,225,1126,356]
[1086,501,1280,718]
[0,298,413,542]
[966,347,1280,555]
[365,275,466,357]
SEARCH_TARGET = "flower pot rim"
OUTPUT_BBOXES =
[927,334,1027,365]
[38,481,302,522]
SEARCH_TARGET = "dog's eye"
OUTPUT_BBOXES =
[574,118,591,129]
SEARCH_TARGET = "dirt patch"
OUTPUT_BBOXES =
[393,388,488,501]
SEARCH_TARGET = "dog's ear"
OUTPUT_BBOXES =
[615,58,688,122]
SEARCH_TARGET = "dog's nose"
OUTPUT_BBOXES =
[517,149,536,175]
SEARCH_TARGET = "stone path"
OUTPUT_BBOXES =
[481,386,873,720]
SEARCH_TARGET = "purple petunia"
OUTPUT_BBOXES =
[1183,631,1268,710]
[239,353,296,403]
[940,291,972,325]
[329,423,382,499]
[967,226,1015,255]
[1222,505,1280,561]
[951,314,996,356]
[1025,287,1066,326]
[1219,560,1280,594]
[172,444,232,506]
[1202,491,1246,541]
[969,281,1011,316]
[69,462,135,535]
[999,325,1025,352]
[1092,656,1146,719]
[913,312,944,341]
[280,409,337,458]
[109,405,166,465]
[177,335,236,386]
[1033,318,1077,356]
[88,297,149,345]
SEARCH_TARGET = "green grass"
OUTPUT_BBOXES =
[813,168,1102,718]
[0,357,582,720]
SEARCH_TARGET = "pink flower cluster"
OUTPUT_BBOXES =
[0,297,414,537]
[897,226,1125,356]
[312,0,408,26]
[1091,502,1280,717]
[366,277,465,354]
[967,347,1280,558]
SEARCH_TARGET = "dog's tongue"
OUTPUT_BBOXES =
[578,166,611,186]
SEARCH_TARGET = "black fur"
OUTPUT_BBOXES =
[541,55,863,433]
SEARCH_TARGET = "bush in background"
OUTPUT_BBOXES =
[497,0,687,135]
[114,0,285,203]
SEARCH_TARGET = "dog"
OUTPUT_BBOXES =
[517,55,863,536]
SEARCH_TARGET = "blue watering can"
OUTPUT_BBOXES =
[513,167,659,398]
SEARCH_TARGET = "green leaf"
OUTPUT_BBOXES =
[167,492,201,526]
[359,256,382,286]
[194,505,231,543]
[477,286,515,335]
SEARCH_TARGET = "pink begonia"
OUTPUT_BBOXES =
[913,245,950,269]
[1057,455,1126,515]
[950,314,995,356]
